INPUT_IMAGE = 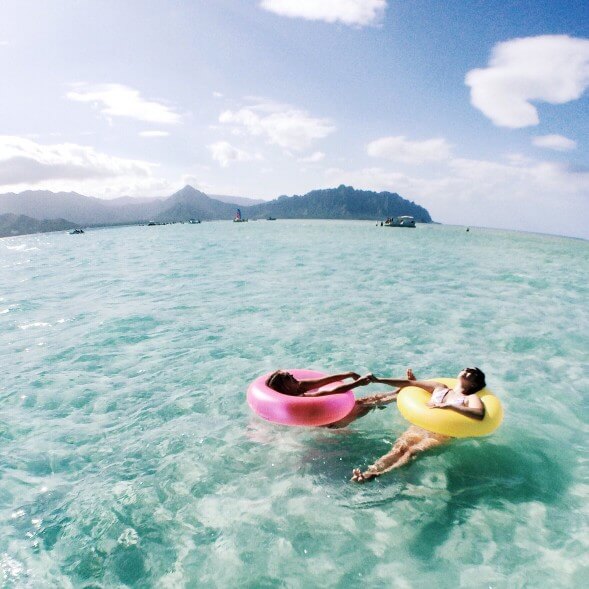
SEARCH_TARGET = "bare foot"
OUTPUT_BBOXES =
[351,468,377,483]
[407,368,416,380]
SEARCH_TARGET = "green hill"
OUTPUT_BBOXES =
[245,185,432,222]
[0,213,79,238]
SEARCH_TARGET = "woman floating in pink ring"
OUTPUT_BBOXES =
[266,370,369,397]
[264,369,400,428]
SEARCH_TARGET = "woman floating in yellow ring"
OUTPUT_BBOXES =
[352,367,503,483]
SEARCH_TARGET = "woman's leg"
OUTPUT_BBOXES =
[351,427,417,481]
[326,402,374,428]
[351,427,450,482]
[328,368,413,429]
[327,390,400,428]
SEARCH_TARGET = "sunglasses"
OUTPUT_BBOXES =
[462,368,480,380]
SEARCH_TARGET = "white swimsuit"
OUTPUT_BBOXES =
[431,387,465,407]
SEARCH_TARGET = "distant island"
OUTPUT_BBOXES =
[0,213,79,238]
[246,185,432,222]
[0,185,432,238]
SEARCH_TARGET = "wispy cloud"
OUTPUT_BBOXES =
[299,151,325,163]
[325,155,589,236]
[367,136,452,164]
[0,135,155,187]
[532,134,577,151]
[219,99,335,151]
[466,35,589,128]
[66,83,181,124]
[139,130,170,138]
[208,141,260,167]
[259,0,387,26]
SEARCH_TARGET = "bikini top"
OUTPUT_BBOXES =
[431,387,466,407]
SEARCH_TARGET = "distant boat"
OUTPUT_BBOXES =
[69,228,84,234]
[233,208,248,222]
[189,219,201,224]
[384,216,416,228]
[266,216,277,221]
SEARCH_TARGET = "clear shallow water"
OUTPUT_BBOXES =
[0,221,587,588]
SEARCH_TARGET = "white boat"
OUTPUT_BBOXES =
[384,216,416,228]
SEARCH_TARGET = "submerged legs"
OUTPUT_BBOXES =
[351,426,450,482]
[327,391,400,428]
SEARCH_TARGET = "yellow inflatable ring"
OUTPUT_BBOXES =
[397,378,503,438]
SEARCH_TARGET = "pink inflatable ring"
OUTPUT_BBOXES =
[247,369,355,427]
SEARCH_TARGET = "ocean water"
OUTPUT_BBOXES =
[0,220,587,588]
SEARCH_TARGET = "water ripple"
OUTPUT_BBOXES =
[0,222,587,587]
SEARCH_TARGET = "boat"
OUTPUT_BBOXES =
[266,216,277,221]
[189,219,201,224]
[69,229,85,234]
[384,216,416,228]
[233,209,248,222]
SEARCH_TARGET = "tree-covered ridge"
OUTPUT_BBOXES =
[245,185,432,222]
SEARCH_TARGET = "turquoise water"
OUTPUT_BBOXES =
[1,221,587,588]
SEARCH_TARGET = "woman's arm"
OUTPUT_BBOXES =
[429,397,485,420]
[371,377,442,393]
[356,390,400,406]
[302,374,371,397]
[298,372,361,394]
[453,404,485,420]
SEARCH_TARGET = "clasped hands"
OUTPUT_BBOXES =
[349,372,377,387]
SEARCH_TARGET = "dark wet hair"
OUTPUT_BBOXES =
[463,367,486,394]
[267,371,285,391]
[266,371,299,395]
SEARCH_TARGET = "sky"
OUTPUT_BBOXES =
[1,0,588,238]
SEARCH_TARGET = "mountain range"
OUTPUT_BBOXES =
[0,185,432,237]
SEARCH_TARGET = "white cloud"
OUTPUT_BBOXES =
[139,130,170,138]
[504,152,535,166]
[367,136,452,164]
[208,141,259,167]
[66,83,181,124]
[0,135,170,197]
[324,156,589,238]
[299,151,325,163]
[259,0,386,26]
[213,92,224,98]
[0,135,154,184]
[219,100,335,151]
[465,35,589,128]
[532,134,577,151]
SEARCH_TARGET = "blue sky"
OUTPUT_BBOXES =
[1,0,588,237]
